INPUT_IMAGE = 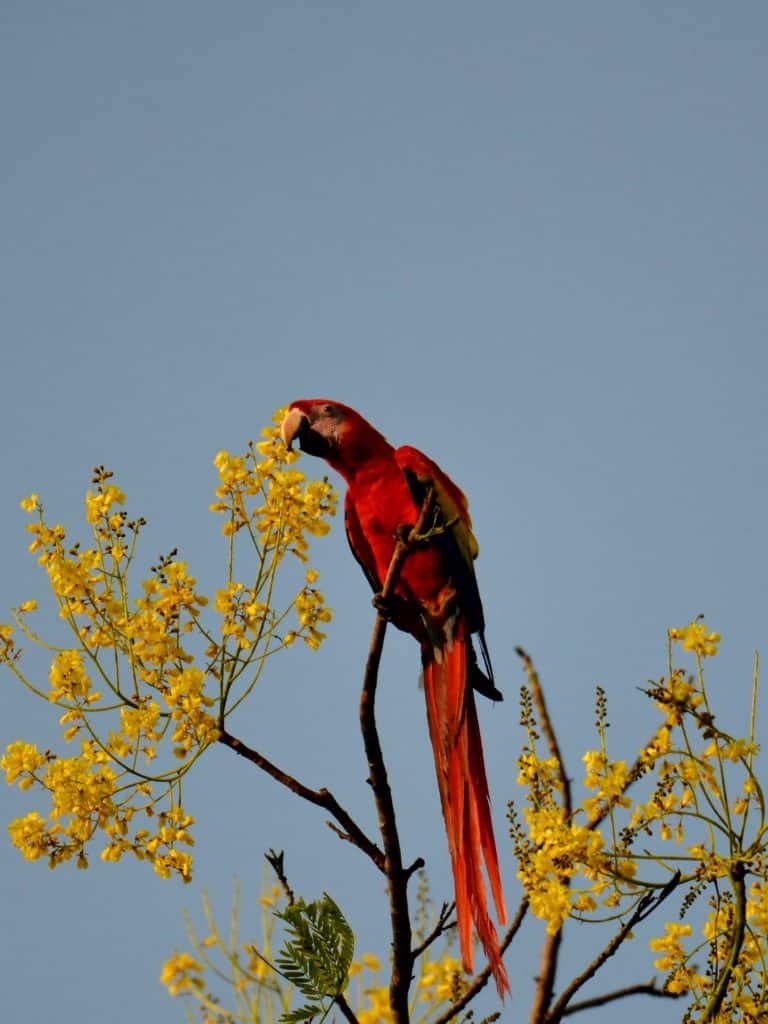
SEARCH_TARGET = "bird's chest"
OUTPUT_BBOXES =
[349,472,412,554]
[347,470,447,608]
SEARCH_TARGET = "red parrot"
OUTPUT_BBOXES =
[281,400,509,997]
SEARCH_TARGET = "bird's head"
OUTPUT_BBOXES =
[280,400,391,479]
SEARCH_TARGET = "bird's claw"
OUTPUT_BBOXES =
[372,593,396,620]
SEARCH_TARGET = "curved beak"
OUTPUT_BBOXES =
[280,407,309,450]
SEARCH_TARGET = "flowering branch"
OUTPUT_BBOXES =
[544,871,681,1024]
[517,647,573,1024]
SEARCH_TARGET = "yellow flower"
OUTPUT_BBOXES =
[649,921,692,971]
[49,650,92,703]
[20,494,39,512]
[160,952,204,996]
[669,621,721,657]
[1,741,46,784]
[8,811,56,860]
[84,484,126,524]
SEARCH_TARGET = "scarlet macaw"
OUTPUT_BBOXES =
[281,400,509,996]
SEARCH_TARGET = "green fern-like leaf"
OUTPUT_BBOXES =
[276,893,355,1024]
[280,1003,324,1023]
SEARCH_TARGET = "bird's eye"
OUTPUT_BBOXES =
[321,403,336,416]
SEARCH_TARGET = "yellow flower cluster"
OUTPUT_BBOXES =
[210,410,336,562]
[160,952,204,996]
[516,803,609,932]
[581,749,631,818]
[513,612,768,1024]
[2,734,195,879]
[669,620,721,658]
[648,882,768,1016]
[2,411,337,885]
[284,570,333,650]
[648,922,707,995]
[416,955,467,1005]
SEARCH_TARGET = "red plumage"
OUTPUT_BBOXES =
[281,400,509,997]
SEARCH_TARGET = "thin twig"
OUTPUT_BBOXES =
[516,647,572,819]
[411,902,456,962]
[262,851,361,1024]
[430,897,529,1024]
[360,488,438,1024]
[517,648,572,1023]
[562,979,682,1015]
[265,848,295,906]
[545,872,681,1024]
[218,729,384,870]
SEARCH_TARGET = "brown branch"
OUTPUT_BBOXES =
[335,992,361,1024]
[218,728,384,870]
[360,488,437,1024]
[430,897,529,1024]
[516,648,572,1024]
[516,648,572,818]
[410,902,456,962]
[544,872,681,1024]
[562,979,682,1016]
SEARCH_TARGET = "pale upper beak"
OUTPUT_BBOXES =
[280,407,308,450]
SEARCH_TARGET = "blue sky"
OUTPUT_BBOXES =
[1,3,767,1022]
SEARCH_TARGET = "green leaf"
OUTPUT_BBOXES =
[276,893,355,1024]
[280,1004,325,1024]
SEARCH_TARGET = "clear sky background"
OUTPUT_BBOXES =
[1,3,767,1022]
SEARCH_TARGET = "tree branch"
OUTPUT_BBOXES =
[562,979,682,1016]
[218,728,384,870]
[516,648,572,1024]
[335,992,361,1024]
[410,902,456,962]
[544,872,681,1024]
[430,897,529,1024]
[360,488,438,1024]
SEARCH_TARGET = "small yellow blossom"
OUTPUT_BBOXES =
[160,952,205,996]
[669,621,721,657]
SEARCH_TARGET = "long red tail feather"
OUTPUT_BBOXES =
[422,621,510,998]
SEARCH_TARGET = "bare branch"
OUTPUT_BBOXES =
[562,979,682,1016]
[430,898,529,1024]
[411,902,456,962]
[405,856,426,880]
[218,729,384,870]
[335,991,361,1024]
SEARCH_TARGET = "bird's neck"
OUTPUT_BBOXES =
[327,429,395,485]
